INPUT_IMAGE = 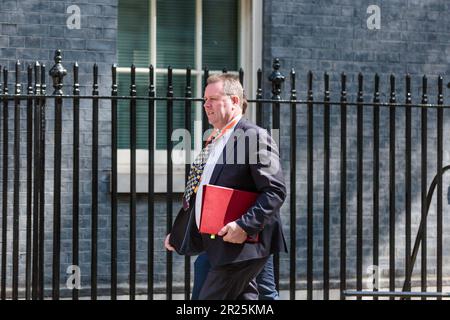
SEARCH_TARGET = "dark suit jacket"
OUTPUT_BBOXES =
[172,118,287,267]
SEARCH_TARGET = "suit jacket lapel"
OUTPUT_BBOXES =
[208,118,247,186]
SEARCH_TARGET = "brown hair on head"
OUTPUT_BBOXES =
[206,73,247,114]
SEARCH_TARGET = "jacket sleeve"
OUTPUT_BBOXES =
[235,128,286,236]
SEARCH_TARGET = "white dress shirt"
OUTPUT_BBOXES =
[195,114,242,228]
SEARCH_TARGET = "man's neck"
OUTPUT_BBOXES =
[214,113,242,131]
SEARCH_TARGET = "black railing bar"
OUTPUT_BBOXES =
[116,67,239,76]
[31,62,40,300]
[388,74,396,300]
[436,76,444,298]
[306,70,313,300]
[25,65,33,300]
[343,291,450,298]
[38,63,46,300]
[129,64,137,300]
[356,73,364,300]
[229,100,450,108]
[404,74,412,297]
[269,58,284,292]
[184,67,192,300]
[110,64,118,300]
[420,76,428,299]
[147,65,155,300]
[91,63,99,300]
[372,75,380,300]
[0,93,447,105]
[166,67,174,300]
[12,61,21,300]
[2,94,450,108]
[0,94,206,101]
[339,72,347,300]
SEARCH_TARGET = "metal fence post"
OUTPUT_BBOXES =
[268,58,284,291]
[49,49,67,300]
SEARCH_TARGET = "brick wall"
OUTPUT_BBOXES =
[0,0,118,295]
[1,0,450,297]
[263,0,450,288]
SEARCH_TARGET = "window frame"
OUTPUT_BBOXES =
[116,0,262,193]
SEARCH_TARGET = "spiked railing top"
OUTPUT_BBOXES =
[49,49,67,95]
[268,58,285,98]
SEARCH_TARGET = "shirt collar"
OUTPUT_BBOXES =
[223,113,242,131]
[212,114,242,144]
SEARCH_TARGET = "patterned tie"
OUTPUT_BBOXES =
[182,130,219,210]
[182,116,241,210]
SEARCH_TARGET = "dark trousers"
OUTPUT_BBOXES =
[192,252,279,300]
[255,254,279,300]
[197,256,270,300]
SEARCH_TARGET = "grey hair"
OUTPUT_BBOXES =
[206,73,247,114]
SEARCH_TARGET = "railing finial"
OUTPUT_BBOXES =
[49,49,67,95]
[268,58,285,100]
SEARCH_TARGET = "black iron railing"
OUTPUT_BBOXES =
[0,50,449,300]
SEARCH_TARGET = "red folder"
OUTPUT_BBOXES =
[200,184,259,242]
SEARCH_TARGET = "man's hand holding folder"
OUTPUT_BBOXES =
[199,184,259,243]
[218,221,248,244]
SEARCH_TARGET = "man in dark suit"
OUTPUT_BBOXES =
[165,73,287,300]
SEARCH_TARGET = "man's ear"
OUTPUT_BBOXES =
[230,95,240,106]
